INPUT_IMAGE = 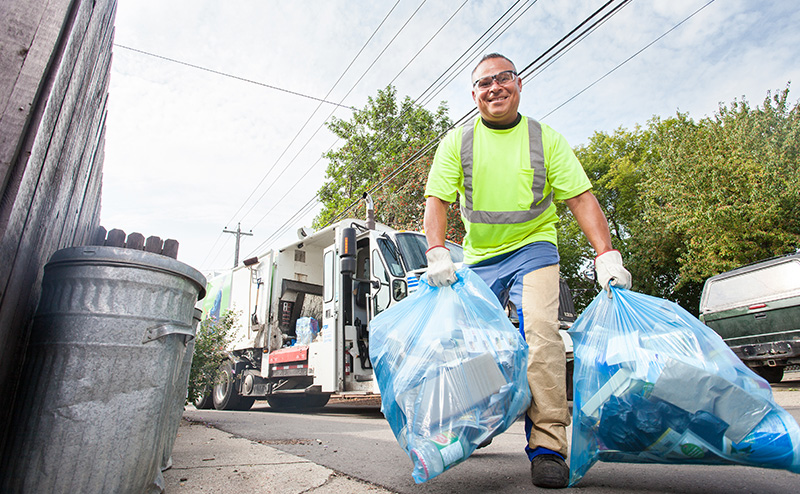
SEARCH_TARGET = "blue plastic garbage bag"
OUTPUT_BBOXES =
[295,317,319,345]
[569,286,800,486]
[369,267,531,483]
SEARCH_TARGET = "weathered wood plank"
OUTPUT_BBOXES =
[145,235,163,254]
[74,119,105,244]
[0,0,73,215]
[0,0,109,295]
[126,232,145,250]
[0,0,116,445]
[105,228,125,247]
[162,239,180,259]
[54,3,115,251]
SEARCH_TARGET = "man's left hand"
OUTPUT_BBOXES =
[595,250,632,292]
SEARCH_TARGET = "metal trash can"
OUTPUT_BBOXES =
[160,307,202,472]
[0,246,206,494]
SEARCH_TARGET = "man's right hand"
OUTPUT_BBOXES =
[425,245,457,287]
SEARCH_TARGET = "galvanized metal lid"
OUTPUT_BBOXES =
[46,246,207,300]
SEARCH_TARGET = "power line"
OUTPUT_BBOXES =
[113,43,356,110]
[241,0,544,246]
[199,1,403,269]
[233,0,680,258]
[234,0,434,231]
[322,0,541,224]
[349,0,715,224]
[541,0,716,119]
[327,0,635,224]
[207,0,536,266]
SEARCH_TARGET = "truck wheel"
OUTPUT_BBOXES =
[193,388,214,409]
[754,366,784,384]
[212,361,255,411]
[266,394,330,411]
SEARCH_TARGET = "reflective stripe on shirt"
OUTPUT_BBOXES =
[460,117,553,225]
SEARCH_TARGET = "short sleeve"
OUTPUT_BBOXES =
[542,124,592,201]
[424,127,464,203]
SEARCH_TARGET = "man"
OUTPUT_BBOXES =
[423,53,631,489]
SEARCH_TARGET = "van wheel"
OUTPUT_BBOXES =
[213,361,255,411]
[754,366,784,384]
[267,394,330,411]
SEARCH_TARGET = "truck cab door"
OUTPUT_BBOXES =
[311,245,339,393]
[369,247,392,320]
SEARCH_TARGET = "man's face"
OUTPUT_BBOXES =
[471,57,522,126]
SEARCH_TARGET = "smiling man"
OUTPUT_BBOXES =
[422,53,631,488]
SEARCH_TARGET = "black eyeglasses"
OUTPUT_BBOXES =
[473,70,518,90]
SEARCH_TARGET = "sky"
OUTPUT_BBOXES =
[103,0,800,275]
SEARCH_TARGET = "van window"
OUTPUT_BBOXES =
[703,260,800,312]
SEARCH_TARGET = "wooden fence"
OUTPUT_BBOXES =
[0,0,116,443]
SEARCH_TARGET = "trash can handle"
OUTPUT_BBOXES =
[143,322,195,344]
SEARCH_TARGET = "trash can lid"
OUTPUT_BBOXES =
[47,246,207,300]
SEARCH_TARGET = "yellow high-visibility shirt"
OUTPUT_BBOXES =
[425,117,591,264]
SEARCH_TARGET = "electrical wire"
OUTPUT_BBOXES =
[321,0,540,224]
[114,44,356,110]
[229,0,688,261]
[199,1,404,268]
[235,0,436,234]
[327,0,635,224]
[241,0,543,251]
[540,0,716,119]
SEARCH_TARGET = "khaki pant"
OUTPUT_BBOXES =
[522,264,570,456]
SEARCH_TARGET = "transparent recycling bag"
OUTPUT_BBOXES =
[369,267,531,483]
[569,286,800,486]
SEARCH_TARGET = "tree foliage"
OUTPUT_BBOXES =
[313,85,454,235]
[562,86,800,313]
[187,310,237,403]
[312,84,799,315]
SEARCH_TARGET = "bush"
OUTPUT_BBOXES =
[187,309,237,403]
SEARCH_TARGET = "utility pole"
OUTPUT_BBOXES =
[223,223,253,268]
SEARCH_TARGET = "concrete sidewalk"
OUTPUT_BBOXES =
[162,418,393,494]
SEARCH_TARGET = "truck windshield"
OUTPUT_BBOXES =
[395,232,464,272]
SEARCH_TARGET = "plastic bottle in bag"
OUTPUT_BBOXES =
[409,431,470,481]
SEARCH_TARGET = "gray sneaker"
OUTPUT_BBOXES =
[530,454,568,489]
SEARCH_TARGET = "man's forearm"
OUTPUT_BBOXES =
[424,196,449,248]
[564,190,613,255]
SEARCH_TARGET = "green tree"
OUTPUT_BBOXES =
[371,150,466,244]
[565,86,800,314]
[187,310,237,403]
[563,126,651,310]
[639,87,800,308]
[313,85,453,231]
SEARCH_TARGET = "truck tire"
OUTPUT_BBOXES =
[754,365,785,384]
[266,393,330,411]
[213,361,255,411]
[193,388,214,409]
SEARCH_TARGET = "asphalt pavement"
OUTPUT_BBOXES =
[163,374,800,493]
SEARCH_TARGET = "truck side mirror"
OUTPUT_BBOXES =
[340,227,356,276]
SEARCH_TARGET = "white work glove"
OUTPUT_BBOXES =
[425,245,457,287]
[595,250,632,294]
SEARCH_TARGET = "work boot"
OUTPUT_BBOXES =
[530,454,568,489]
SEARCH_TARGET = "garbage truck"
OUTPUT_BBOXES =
[196,210,577,411]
